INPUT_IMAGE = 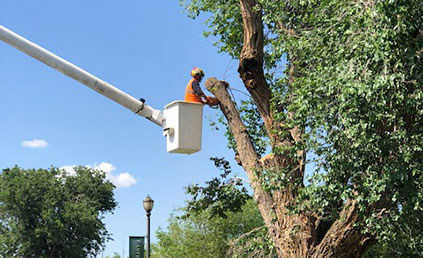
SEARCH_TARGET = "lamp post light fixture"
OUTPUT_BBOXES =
[143,195,154,258]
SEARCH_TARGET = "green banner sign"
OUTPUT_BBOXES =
[129,236,145,258]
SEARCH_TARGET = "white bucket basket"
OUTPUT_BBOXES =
[163,101,203,154]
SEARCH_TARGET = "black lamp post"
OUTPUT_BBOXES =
[143,195,154,258]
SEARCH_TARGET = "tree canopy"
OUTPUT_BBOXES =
[180,0,423,256]
[0,166,117,258]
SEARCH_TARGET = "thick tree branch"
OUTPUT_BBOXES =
[205,77,279,247]
[205,78,262,178]
[238,0,273,136]
[311,200,375,258]
[238,0,303,169]
[205,78,259,168]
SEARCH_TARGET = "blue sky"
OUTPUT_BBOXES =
[0,1,246,257]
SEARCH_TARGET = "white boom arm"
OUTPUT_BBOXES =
[0,25,164,127]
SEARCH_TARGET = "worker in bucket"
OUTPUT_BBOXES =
[185,67,219,106]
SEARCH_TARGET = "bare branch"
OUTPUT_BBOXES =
[205,77,277,235]
[205,77,260,170]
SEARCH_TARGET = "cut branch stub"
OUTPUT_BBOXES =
[204,77,229,95]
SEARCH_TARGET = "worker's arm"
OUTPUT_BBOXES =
[192,80,208,103]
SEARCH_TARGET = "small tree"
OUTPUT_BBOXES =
[152,199,274,258]
[0,166,117,258]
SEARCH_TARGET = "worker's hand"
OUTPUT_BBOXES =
[206,96,219,107]
[205,99,212,107]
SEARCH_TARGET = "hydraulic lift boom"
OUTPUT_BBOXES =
[0,25,164,127]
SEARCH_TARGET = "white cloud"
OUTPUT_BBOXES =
[60,162,137,189]
[21,139,48,148]
[90,162,116,175]
[108,172,137,188]
[90,162,137,189]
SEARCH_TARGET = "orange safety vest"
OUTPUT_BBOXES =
[184,78,203,103]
